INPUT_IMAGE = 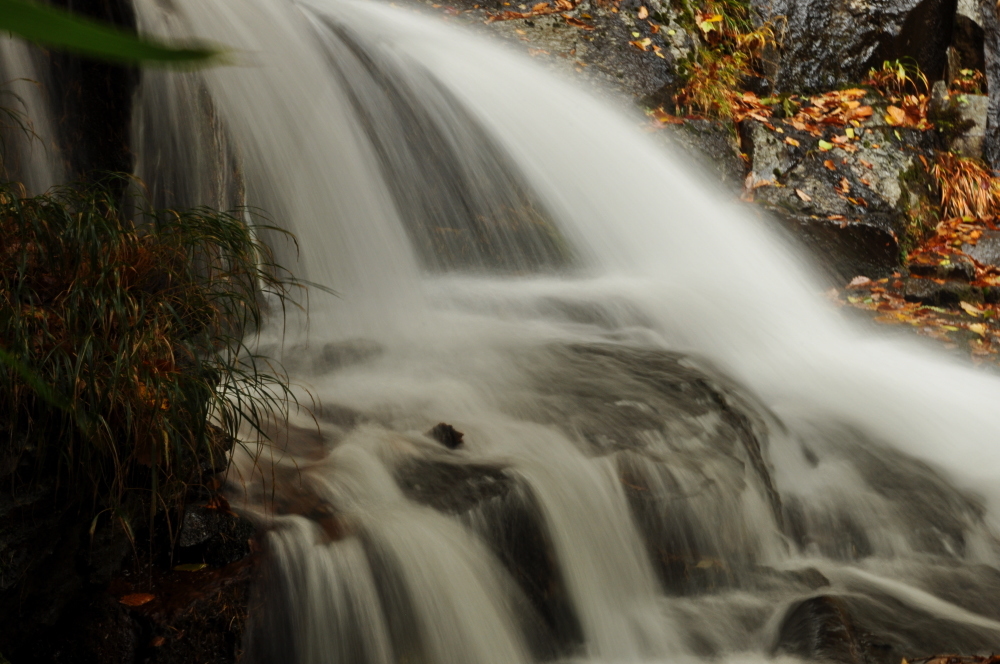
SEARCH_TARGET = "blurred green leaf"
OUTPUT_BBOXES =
[0,346,69,410]
[0,0,221,65]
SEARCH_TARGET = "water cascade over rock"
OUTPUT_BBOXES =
[125,0,1000,661]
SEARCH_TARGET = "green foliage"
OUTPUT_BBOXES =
[0,181,309,521]
[865,58,929,97]
[0,0,220,66]
[673,0,779,118]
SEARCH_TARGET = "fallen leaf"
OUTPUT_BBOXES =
[796,189,812,202]
[823,160,836,171]
[818,139,834,151]
[120,593,156,607]
[151,636,166,647]
[969,323,987,336]
[961,301,984,317]
[531,2,548,10]
[785,137,800,147]
[651,108,684,124]
[637,5,648,18]
[849,276,871,286]
[173,563,208,572]
[885,106,907,126]
[562,14,594,29]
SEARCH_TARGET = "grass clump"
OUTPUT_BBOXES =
[0,180,303,532]
[672,1,779,119]
[930,151,1000,220]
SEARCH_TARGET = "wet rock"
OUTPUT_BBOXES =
[774,213,904,281]
[753,0,957,94]
[952,2,986,76]
[177,503,255,567]
[744,120,936,280]
[512,343,784,595]
[903,276,984,304]
[659,119,746,190]
[395,458,513,515]
[774,596,865,664]
[964,229,1000,267]
[474,0,687,104]
[908,251,977,280]
[978,0,1000,167]
[393,458,581,652]
[948,94,990,157]
[427,422,464,449]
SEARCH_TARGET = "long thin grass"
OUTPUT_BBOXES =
[672,0,779,120]
[0,180,310,530]
[931,151,1000,220]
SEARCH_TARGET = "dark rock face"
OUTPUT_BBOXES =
[426,422,465,449]
[964,229,1000,267]
[978,0,1000,166]
[775,596,868,664]
[754,0,957,93]
[177,504,256,567]
[743,120,936,280]
[903,276,985,304]
[394,457,582,654]
[510,343,784,595]
[660,120,746,190]
[46,0,139,180]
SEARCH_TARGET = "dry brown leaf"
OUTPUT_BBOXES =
[637,5,648,18]
[120,593,155,607]
[796,189,812,202]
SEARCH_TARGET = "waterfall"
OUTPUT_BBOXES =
[128,0,1000,661]
[0,37,64,194]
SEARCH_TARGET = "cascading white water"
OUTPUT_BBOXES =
[126,0,1000,661]
[0,37,64,193]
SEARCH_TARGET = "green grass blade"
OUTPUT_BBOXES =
[0,346,69,410]
[0,0,222,66]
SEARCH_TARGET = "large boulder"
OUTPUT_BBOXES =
[977,0,1000,166]
[742,119,937,280]
[753,0,957,93]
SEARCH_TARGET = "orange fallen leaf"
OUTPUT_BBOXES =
[885,106,907,126]
[531,2,549,10]
[823,160,836,171]
[785,137,800,147]
[637,5,648,18]
[562,14,593,29]
[651,108,684,124]
[120,593,155,607]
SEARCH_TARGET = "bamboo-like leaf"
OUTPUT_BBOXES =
[0,0,221,66]
[0,346,69,409]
